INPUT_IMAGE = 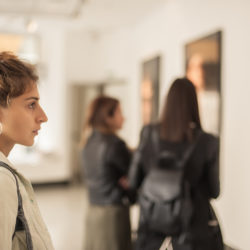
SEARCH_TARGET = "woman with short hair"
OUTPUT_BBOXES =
[0,51,54,249]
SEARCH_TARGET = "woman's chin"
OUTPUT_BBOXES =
[20,139,35,147]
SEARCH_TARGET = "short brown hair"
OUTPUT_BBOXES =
[0,51,38,107]
[80,96,119,147]
[86,96,119,130]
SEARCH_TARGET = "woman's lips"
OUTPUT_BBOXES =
[32,129,39,135]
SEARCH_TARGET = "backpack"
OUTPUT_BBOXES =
[139,128,201,240]
[0,161,34,250]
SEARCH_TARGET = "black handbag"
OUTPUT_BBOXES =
[208,204,224,250]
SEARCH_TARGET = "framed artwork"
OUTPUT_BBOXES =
[141,55,161,125]
[185,31,222,135]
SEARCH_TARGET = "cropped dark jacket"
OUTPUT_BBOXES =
[82,130,131,205]
[129,124,221,241]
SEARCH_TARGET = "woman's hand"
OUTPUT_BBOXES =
[118,176,129,190]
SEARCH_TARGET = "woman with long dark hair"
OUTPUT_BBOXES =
[81,96,132,250]
[129,78,223,250]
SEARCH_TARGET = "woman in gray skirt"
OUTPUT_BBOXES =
[81,96,132,250]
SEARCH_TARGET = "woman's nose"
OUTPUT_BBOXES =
[38,106,48,123]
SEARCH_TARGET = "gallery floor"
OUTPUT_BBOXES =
[35,183,139,250]
[35,184,86,250]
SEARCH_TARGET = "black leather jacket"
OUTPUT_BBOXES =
[82,130,131,205]
[129,124,220,197]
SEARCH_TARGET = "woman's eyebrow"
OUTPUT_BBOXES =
[25,97,39,101]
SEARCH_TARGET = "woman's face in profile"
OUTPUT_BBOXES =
[0,83,48,147]
[107,104,124,131]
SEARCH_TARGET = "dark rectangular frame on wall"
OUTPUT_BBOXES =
[141,55,161,125]
[185,31,222,135]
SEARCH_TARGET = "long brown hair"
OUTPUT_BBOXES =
[160,77,201,142]
[80,96,119,146]
[0,51,38,107]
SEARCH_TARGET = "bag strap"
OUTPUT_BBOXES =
[0,161,34,250]
[178,130,203,168]
[152,127,202,168]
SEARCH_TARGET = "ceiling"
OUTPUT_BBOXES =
[0,0,167,33]
[0,0,83,17]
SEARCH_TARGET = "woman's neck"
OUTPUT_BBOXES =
[95,127,116,135]
[0,137,14,156]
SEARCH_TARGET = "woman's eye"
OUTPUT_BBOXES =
[28,102,36,109]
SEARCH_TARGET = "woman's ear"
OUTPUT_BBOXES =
[0,106,7,125]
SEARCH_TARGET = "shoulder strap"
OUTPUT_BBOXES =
[151,125,160,153]
[152,128,202,168]
[0,161,34,250]
[177,130,203,168]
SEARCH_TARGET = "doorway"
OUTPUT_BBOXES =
[68,84,104,182]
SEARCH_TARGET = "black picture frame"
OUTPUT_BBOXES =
[141,55,161,125]
[185,31,222,135]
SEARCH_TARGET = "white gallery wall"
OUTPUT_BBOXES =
[65,0,250,249]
